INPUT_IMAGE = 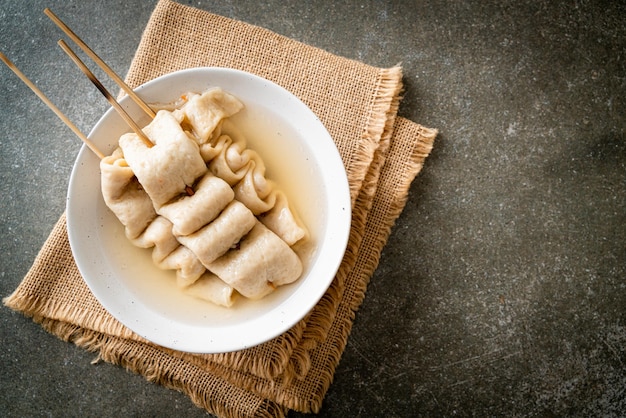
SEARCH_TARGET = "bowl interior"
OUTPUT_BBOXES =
[67,68,351,353]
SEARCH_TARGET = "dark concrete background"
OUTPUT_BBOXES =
[1,1,624,417]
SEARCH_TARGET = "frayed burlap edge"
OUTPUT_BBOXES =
[277,120,437,413]
[274,64,405,382]
[34,316,285,418]
[2,215,141,342]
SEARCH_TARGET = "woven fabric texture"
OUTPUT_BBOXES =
[4,1,436,416]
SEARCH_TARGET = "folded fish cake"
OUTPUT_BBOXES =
[130,216,179,263]
[157,172,234,236]
[177,200,256,266]
[259,190,307,246]
[178,88,244,143]
[184,272,237,308]
[208,222,303,300]
[100,149,157,240]
[120,110,207,208]
[155,245,206,287]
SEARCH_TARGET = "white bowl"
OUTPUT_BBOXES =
[66,68,351,353]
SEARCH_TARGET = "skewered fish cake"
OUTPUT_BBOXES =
[207,221,303,299]
[100,87,308,307]
[101,150,234,307]
[100,148,156,240]
[157,172,235,236]
[203,120,307,244]
[119,110,207,208]
[176,200,257,266]
[176,87,244,143]
[184,272,237,308]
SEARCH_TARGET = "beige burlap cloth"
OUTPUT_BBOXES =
[4,1,436,416]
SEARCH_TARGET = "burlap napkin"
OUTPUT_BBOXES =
[4,0,436,416]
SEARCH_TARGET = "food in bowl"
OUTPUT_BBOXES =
[100,87,309,307]
[67,67,350,353]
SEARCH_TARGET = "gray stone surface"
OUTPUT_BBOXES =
[1,1,624,417]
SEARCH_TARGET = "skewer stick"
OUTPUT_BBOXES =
[44,8,156,119]
[58,40,154,149]
[0,51,105,160]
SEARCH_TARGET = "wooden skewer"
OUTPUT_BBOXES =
[0,51,105,160]
[44,8,156,119]
[58,40,154,149]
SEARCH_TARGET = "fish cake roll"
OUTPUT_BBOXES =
[120,110,207,208]
[259,190,307,246]
[183,272,236,308]
[178,200,256,266]
[158,172,234,236]
[156,245,206,287]
[100,150,157,239]
[179,89,244,143]
[208,222,302,299]
[130,216,179,262]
